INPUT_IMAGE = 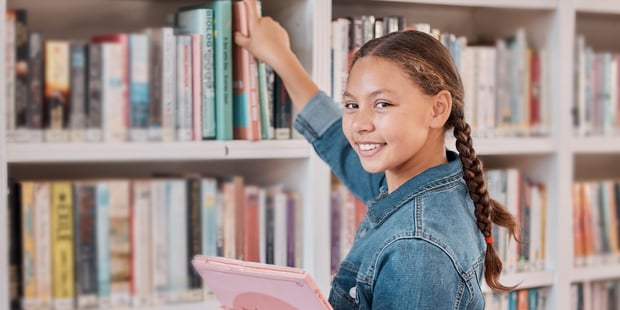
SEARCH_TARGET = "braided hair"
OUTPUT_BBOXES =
[350,30,519,293]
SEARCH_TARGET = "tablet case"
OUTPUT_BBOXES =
[191,255,333,310]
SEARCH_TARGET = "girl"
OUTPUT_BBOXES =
[235,0,519,308]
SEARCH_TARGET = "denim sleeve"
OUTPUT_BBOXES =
[294,91,385,203]
[372,239,465,309]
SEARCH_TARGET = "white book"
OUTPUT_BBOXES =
[96,182,111,308]
[109,180,131,307]
[176,35,193,141]
[150,180,169,305]
[505,169,521,273]
[167,179,189,302]
[162,28,177,142]
[272,186,287,267]
[129,34,150,142]
[34,182,52,310]
[131,180,152,306]
[258,187,267,264]
[102,43,127,142]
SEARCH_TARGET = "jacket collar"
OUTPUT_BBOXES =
[366,150,464,227]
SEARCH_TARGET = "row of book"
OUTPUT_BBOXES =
[573,180,620,267]
[486,169,548,273]
[6,177,303,310]
[571,279,620,310]
[5,1,294,144]
[573,35,620,137]
[331,15,550,138]
[484,287,549,310]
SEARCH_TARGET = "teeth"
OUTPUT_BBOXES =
[359,144,381,151]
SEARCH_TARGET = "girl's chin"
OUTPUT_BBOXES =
[360,163,384,174]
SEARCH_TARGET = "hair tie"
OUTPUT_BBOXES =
[485,236,494,245]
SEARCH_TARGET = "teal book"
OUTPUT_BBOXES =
[181,0,233,140]
[176,8,216,140]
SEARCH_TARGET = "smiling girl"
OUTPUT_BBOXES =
[235,0,519,308]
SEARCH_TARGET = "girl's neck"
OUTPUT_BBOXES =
[385,138,448,193]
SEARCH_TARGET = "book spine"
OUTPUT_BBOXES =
[96,183,111,308]
[265,191,275,265]
[232,1,260,141]
[129,34,151,142]
[243,186,260,262]
[201,178,218,256]
[14,9,29,132]
[187,179,203,299]
[51,182,75,310]
[69,42,87,142]
[167,180,188,302]
[151,180,169,304]
[44,41,70,142]
[6,11,16,138]
[86,44,103,142]
[191,34,203,141]
[212,0,233,140]
[255,1,271,140]
[102,43,126,142]
[34,182,52,309]
[8,179,23,310]
[28,32,44,137]
[109,181,131,308]
[162,29,177,142]
[147,28,163,141]
[21,182,37,310]
[176,34,193,141]
[131,181,152,306]
[273,73,292,139]
[202,9,216,139]
[74,182,99,308]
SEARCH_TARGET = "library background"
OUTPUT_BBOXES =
[1,0,619,309]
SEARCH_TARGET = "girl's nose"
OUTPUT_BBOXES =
[351,107,374,133]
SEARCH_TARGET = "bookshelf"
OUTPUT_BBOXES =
[4,0,620,309]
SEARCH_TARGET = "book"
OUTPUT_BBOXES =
[191,255,332,310]
[180,0,233,141]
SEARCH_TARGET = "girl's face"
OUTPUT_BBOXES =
[342,56,449,191]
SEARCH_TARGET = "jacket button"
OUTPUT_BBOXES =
[349,286,357,299]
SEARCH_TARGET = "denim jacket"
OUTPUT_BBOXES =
[294,91,487,310]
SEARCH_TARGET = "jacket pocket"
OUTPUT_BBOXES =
[329,260,360,309]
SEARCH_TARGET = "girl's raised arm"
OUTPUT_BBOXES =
[234,0,320,111]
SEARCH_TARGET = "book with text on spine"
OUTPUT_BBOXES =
[191,255,332,310]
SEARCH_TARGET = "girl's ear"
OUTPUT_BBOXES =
[429,90,452,129]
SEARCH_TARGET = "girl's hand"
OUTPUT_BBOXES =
[234,0,293,71]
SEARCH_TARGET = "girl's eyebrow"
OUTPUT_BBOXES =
[343,89,394,100]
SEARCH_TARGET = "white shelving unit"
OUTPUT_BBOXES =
[4,0,620,309]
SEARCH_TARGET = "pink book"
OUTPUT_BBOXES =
[191,255,332,310]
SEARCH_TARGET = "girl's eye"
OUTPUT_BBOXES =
[375,101,391,108]
[343,102,358,109]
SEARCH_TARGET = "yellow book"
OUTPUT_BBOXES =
[21,182,37,309]
[51,182,74,309]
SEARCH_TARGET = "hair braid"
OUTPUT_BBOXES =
[452,117,519,293]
